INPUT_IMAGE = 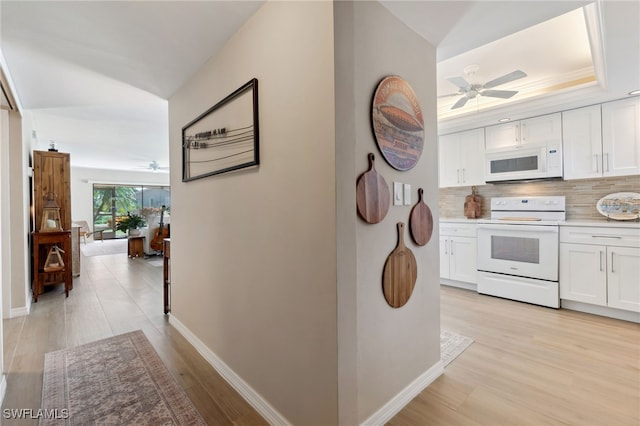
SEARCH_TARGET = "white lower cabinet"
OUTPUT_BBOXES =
[560,226,640,313]
[607,246,640,311]
[560,243,607,305]
[440,222,477,284]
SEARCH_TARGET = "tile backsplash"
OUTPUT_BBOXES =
[439,175,640,220]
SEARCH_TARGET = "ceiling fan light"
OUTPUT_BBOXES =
[629,89,640,96]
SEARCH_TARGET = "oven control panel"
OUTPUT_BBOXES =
[491,196,565,211]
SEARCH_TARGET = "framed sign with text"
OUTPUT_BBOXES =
[182,78,259,181]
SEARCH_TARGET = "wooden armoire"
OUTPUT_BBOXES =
[32,150,74,301]
[33,150,71,231]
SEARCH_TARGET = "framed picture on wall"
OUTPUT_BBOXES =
[182,78,259,181]
[371,75,424,171]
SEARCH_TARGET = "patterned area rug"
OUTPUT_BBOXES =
[41,330,206,425]
[80,239,127,257]
[441,330,474,367]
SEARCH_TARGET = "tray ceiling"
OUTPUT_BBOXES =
[1,1,638,170]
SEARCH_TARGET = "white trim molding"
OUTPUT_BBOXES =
[0,374,7,406]
[9,302,30,319]
[168,315,291,426]
[361,361,444,426]
[562,300,640,324]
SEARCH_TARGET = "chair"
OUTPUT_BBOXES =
[72,220,104,244]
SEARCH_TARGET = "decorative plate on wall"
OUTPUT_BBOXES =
[596,192,640,221]
[371,76,424,171]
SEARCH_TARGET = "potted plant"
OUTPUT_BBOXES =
[116,213,146,236]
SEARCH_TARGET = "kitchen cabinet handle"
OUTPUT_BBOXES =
[593,154,599,173]
[457,169,460,184]
[600,251,604,272]
[521,123,526,142]
[591,235,622,239]
[462,168,466,183]
[604,152,610,172]
[444,239,448,255]
[515,125,519,144]
[611,251,615,273]
[450,240,454,256]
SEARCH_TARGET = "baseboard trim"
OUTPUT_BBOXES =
[361,361,444,426]
[561,300,640,323]
[9,304,30,318]
[440,279,477,291]
[168,315,291,425]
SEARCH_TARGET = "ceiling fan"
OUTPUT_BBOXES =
[136,160,169,172]
[439,65,527,110]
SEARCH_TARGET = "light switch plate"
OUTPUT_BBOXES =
[403,183,411,205]
[393,182,403,206]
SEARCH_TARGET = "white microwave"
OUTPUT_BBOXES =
[485,144,562,183]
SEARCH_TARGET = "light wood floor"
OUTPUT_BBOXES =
[1,249,267,426]
[391,286,640,426]
[2,252,638,425]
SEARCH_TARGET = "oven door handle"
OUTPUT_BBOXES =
[477,224,559,233]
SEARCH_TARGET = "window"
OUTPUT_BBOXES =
[93,185,170,239]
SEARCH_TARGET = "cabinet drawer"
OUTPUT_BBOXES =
[560,226,640,248]
[440,222,477,238]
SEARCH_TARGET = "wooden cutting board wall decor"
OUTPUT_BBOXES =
[356,153,390,224]
[382,222,417,308]
[371,76,424,171]
[464,186,482,219]
[409,188,433,246]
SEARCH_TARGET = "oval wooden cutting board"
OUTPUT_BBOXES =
[382,222,417,308]
[356,153,390,224]
[409,188,433,246]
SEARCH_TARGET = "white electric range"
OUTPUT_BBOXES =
[476,196,566,308]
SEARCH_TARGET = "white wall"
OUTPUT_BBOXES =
[168,2,337,424]
[70,167,169,227]
[334,2,441,423]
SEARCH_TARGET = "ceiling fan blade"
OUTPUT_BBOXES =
[451,96,469,109]
[446,76,470,90]
[438,92,461,99]
[481,89,518,99]
[482,70,527,89]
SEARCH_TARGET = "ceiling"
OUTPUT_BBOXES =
[1,1,638,171]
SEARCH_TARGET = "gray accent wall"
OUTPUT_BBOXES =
[334,1,440,422]
[169,2,338,424]
[169,1,440,424]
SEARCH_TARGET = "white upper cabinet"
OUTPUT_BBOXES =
[562,105,603,180]
[484,121,519,151]
[563,97,640,180]
[485,113,561,151]
[438,128,485,188]
[601,97,640,177]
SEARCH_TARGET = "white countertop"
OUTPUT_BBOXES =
[439,217,486,224]
[441,218,640,228]
[562,219,640,229]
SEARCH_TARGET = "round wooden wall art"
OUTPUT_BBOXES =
[371,76,424,171]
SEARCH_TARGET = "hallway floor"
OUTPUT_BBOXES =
[1,252,266,425]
